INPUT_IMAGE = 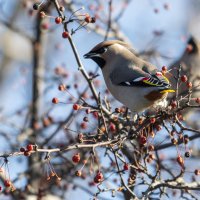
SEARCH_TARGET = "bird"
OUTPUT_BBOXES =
[169,37,200,128]
[84,40,174,113]
[170,37,200,97]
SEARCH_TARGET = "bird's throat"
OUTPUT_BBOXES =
[91,57,106,69]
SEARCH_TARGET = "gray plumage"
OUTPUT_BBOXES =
[84,40,174,112]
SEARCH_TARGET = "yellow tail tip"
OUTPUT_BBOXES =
[160,89,175,94]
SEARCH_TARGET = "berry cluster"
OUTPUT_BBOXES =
[20,144,34,156]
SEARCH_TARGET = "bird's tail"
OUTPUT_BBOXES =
[160,89,175,93]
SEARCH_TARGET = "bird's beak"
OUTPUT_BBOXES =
[83,52,98,59]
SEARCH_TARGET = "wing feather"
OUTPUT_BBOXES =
[110,64,171,89]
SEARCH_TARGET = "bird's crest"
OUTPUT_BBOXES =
[90,40,136,54]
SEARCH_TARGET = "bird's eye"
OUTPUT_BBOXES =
[98,47,107,54]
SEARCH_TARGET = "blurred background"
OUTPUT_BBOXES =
[0,0,200,199]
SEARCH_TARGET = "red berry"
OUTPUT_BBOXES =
[85,16,91,23]
[181,75,188,83]
[123,163,129,171]
[139,136,147,145]
[109,123,116,132]
[72,153,80,163]
[184,137,189,144]
[24,150,31,156]
[171,100,177,109]
[39,11,46,18]
[146,158,152,163]
[194,169,200,175]
[150,117,156,124]
[58,84,66,91]
[149,153,155,160]
[177,113,183,121]
[27,144,33,151]
[94,171,103,183]
[148,145,154,151]
[20,147,25,152]
[0,186,2,191]
[162,66,167,71]
[52,97,59,104]
[96,171,103,179]
[73,104,80,110]
[80,122,87,129]
[155,125,162,131]
[92,111,98,119]
[195,98,200,104]
[43,118,51,127]
[177,155,184,167]
[85,108,91,114]
[55,17,62,24]
[186,44,193,53]
[41,23,49,30]
[187,82,192,89]
[62,31,69,38]
[93,177,99,184]
[4,180,11,188]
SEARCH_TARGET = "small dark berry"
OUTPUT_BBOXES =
[20,147,25,152]
[59,6,65,12]
[33,3,40,10]
[24,150,31,156]
[194,169,200,175]
[185,151,190,158]
[83,116,89,122]
[91,17,96,23]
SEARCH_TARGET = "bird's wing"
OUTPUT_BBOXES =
[110,63,171,89]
